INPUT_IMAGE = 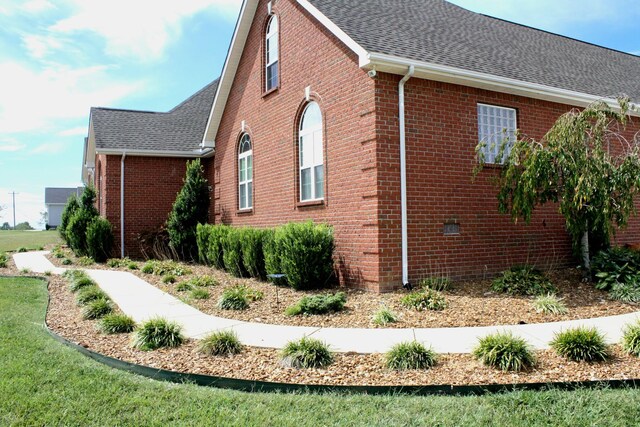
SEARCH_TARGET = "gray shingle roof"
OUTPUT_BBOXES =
[92,79,219,152]
[45,187,83,204]
[307,0,640,101]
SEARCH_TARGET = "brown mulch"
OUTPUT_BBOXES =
[46,248,638,329]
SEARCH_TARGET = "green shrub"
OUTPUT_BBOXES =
[16,247,28,253]
[240,227,268,280]
[140,260,191,276]
[262,228,280,277]
[141,263,154,274]
[187,275,218,287]
[76,286,108,306]
[162,275,177,284]
[69,276,96,293]
[266,221,334,290]
[98,314,136,334]
[207,224,230,270]
[66,187,100,256]
[61,258,73,265]
[285,292,347,316]
[86,217,114,262]
[418,277,451,292]
[386,341,438,370]
[222,227,247,278]
[0,253,7,268]
[550,327,609,362]
[82,298,113,320]
[622,321,640,356]
[280,337,333,369]
[372,306,398,326]
[218,286,252,310]
[198,330,243,356]
[400,289,447,311]
[491,265,556,296]
[473,332,535,371]
[59,195,80,244]
[592,246,640,291]
[532,294,568,315]
[196,223,213,265]
[190,288,211,300]
[127,262,138,270]
[77,256,95,266]
[133,318,185,351]
[175,282,193,292]
[167,159,210,260]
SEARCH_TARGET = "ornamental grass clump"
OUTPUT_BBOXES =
[187,275,218,287]
[61,258,73,265]
[132,318,185,351]
[622,321,640,356]
[69,276,96,293]
[400,289,447,311]
[82,298,113,320]
[372,306,398,326]
[491,265,556,296]
[76,286,108,306]
[190,288,211,300]
[77,256,95,266]
[285,292,347,316]
[418,277,451,292]
[385,341,438,370]
[98,314,136,334]
[175,281,193,292]
[532,294,568,315]
[217,285,262,310]
[473,332,535,372]
[550,327,609,362]
[162,275,176,284]
[198,331,243,356]
[141,260,191,276]
[280,337,333,369]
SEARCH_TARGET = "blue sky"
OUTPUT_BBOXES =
[0,0,637,229]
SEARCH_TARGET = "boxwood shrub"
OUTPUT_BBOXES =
[285,292,346,316]
[240,227,268,280]
[86,217,114,262]
[222,227,247,278]
[207,224,230,269]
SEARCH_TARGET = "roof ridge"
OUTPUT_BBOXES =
[92,106,165,115]
[169,78,220,113]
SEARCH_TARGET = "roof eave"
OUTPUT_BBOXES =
[95,148,215,158]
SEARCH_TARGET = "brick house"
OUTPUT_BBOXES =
[84,0,640,292]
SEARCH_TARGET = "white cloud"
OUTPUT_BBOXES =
[22,33,65,59]
[23,0,54,14]
[0,139,26,152]
[32,141,66,154]
[0,60,145,134]
[50,0,241,62]
[0,0,54,16]
[58,126,87,137]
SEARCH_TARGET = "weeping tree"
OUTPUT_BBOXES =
[476,98,640,270]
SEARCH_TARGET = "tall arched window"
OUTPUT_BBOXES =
[238,134,253,210]
[265,15,279,91]
[299,102,323,201]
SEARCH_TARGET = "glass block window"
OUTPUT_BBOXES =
[265,15,279,91]
[299,102,323,202]
[477,103,517,164]
[238,133,253,210]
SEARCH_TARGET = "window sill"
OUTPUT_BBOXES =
[262,86,279,98]
[296,199,324,209]
[237,208,254,215]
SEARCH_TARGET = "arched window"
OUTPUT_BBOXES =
[299,102,323,201]
[265,15,279,91]
[238,134,253,210]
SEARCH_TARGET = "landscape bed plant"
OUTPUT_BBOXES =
[473,332,535,372]
[82,298,113,320]
[198,330,243,356]
[491,265,557,296]
[285,292,347,316]
[550,327,609,362]
[0,252,7,268]
[217,285,263,310]
[132,318,185,351]
[401,289,447,311]
[532,294,568,315]
[98,314,137,334]
[372,306,398,326]
[386,341,438,370]
[280,337,333,369]
[622,320,640,356]
[592,247,640,302]
[76,286,108,306]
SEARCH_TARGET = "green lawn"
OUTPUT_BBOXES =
[0,230,61,252]
[1,276,640,426]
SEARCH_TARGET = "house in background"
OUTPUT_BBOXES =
[82,0,640,292]
[44,187,83,228]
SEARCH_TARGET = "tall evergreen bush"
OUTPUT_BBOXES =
[59,195,80,244]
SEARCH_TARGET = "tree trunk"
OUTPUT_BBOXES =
[581,230,590,270]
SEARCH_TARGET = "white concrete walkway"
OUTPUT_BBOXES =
[13,251,640,354]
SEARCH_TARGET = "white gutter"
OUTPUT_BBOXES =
[120,152,126,258]
[96,148,214,158]
[399,65,414,287]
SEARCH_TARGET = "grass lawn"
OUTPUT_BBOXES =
[0,230,62,252]
[2,277,640,426]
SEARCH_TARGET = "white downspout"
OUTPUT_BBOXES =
[399,65,414,287]
[120,152,126,258]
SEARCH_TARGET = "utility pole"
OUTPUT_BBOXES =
[8,192,17,229]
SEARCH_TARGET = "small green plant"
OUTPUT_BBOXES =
[622,320,640,356]
[20,268,31,274]
[473,332,535,371]
[61,258,73,265]
[190,288,211,300]
[187,275,218,287]
[218,286,250,310]
[63,269,87,281]
[98,313,136,334]
[82,298,113,320]
[385,341,438,370]
[140,260,191,276]
[532,294,568,315]
[141,262,154,274]
[52,247,66,258]
[491,265,556,296]
[44,271,52,276]
[127,262,138,270]
[609,281,640,303]
[198,330,243,356]
[372,306,398,326]
[400,289,447,311]
[280,337,333,369]
[0,253,7,268]
[76,286,108,306]
[592,247,640,291]
[69,276,96,293]
[162,275,177,284]
[550,327,609,362]
[107,258,133,268]
[285,292,347,316]
[77,256,95,266]
[418,277,451,292]
[175,282,193,292]
[132,318,185,351]
[36,245,44,251]
[16,247,28,253]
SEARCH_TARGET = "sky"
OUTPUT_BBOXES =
[0,0,638,229]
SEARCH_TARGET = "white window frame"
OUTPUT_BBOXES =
[238,134,253,210]
[299,102,324,202]
[477,103,517,164]
[265,15,279,92]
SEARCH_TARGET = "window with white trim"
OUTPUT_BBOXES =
[299,102,323,202]
[238,134,253,210]
[265,15,279,91]
[477,103,517,164]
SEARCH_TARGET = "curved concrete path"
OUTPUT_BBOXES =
[14,251,640,354]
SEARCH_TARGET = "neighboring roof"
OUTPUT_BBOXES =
[91,79,219,153]
[45,187,83,205]
[306,0,640,101]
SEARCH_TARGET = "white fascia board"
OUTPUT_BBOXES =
[202,0,259,148]
[366,52,640,116]
[95,148,214,158]
[296,0,369,66]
